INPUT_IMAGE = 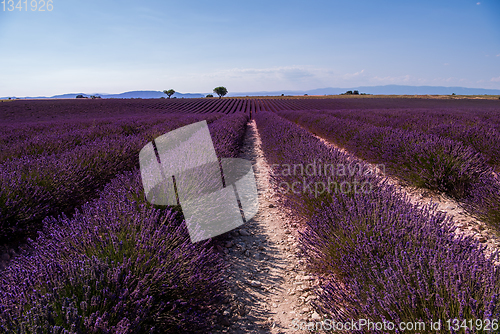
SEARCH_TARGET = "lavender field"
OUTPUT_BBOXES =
[1,97,500,333]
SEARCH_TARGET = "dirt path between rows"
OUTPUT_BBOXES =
[216,118,500,333]
[217,120,319,333]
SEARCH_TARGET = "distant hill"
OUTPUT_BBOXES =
[3,85,500,100]
[228,85,500,97]
[95,91,205,99]
[2,91,205,99]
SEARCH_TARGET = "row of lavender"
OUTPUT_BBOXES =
[1,98,265,123]
[278,110,500,229]
[0,114,226,162]
[0,114,224,244]
[0,112,249,333]
[255,111,500,331]
[319,108,500,168]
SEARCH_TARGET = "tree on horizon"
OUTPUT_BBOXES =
[163,89,175,98]
[213,86,228,99]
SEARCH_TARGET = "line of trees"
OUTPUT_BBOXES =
[76,95,101,99]
[340,90,368,95]
[342,90,359,95]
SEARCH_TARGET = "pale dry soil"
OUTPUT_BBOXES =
[217,120,320,333]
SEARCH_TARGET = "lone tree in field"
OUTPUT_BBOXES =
[163,89,175,98]
[213,86,228,99]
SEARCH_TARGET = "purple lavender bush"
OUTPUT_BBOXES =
[0,112,250,333]
[0,114,223,163]
[208,112,248,159]
[278,110,500,229]
[302,192,500,331]
[278,110,491,196]
[428,122,500,168]
[255,111,500,331]
[467,173,500,230]
[384,132,492,198]
[313,107,500,170]
[0,114,222,244]
[0,170,227,333]
[256,111,376,217]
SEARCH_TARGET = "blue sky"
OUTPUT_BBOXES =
[0,0,499,96]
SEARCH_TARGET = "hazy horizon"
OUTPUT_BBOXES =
[4,84,500,100]
[1,0,499,97]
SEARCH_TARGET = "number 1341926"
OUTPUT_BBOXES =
[2,0,53,11]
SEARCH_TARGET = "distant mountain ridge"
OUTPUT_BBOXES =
[3,85,500,100]
[93,91,205,99]
[229,85,500,96]
[2,91,205,99]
